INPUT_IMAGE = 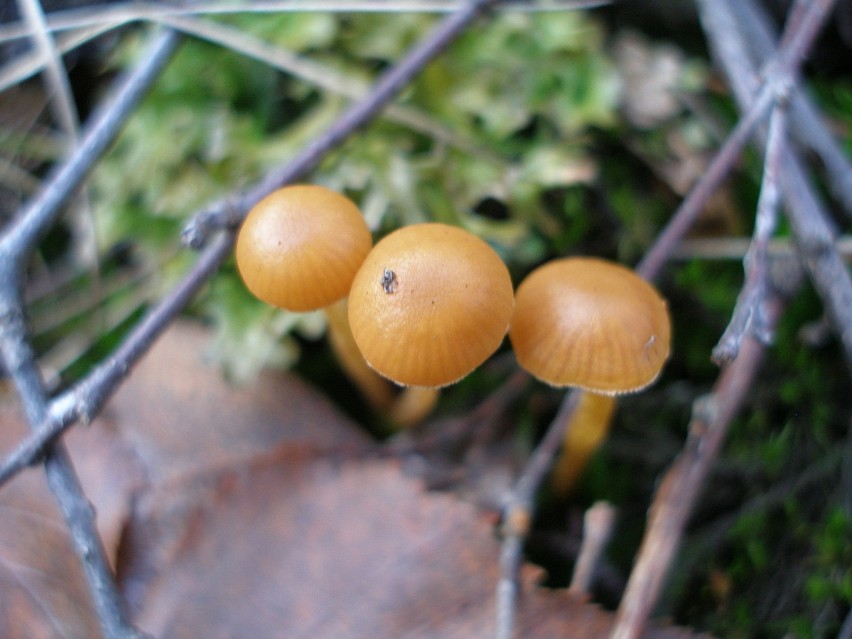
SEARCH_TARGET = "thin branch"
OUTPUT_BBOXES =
[610,292,786,639]
[16,0,80,138]
[568,501,616,597]
[0,26,181,639]
[495,390,581,639]
[712,101,787,364]
[0,22,117,92]
[156,13,499,161]
[636,0,836,283]
[670,235,852,261]
[0,305,148,638]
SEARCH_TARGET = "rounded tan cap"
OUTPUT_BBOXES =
[509,257,671,394]
[348,223,514,388]
[235,185,372,312]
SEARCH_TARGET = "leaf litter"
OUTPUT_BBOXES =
[0,322,709,638]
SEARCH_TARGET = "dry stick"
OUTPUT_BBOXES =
[0,235,231,487]
[610,100,790,634]
[568,501,616,597]
[0,29,179,639]
[727,0,852,219]
[609,295,785,639]
[0,0,502,491]
[0,29,181,259]
[712,101,787,364]
[493,1,838,637]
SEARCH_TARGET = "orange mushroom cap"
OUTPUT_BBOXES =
[348,223,514,388]
[235,185,372,312]
[509,257,671,394]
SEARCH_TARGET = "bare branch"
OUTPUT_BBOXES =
[569,501,616,597]
[0,305,148,638]
[0,28,181,639]
[494,1,839,636]
[635,0,835,283]
[712,101,787,364]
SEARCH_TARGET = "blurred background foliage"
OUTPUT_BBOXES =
[5,3,850,637]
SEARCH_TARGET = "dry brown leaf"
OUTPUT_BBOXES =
[1,321,710,638]
[120,450,709,639]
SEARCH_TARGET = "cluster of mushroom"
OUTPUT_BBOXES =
[235,184,671,411]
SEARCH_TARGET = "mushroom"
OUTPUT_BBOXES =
[234,185,437,425]
[509,257,671,491]
[235,184,372,312]
[509,257,670,394]
[348,223,514,388]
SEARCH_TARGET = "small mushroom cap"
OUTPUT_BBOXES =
[509,257,671,394]
[235,185,372,312]
[348,223,514,388]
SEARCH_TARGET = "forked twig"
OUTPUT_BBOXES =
[712,101,787,364]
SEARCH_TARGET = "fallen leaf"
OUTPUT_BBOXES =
[120,450,710,638]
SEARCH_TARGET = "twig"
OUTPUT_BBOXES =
[0,305,149,638]
[712,101,787,364]
[0,0,611,44]
[609,293,785,639]
[16,0,79,139]
[568,501,616,597]
[0,28,180,639]
[637,0,835,282]
[606,1,840,636]
[670,235,852,261]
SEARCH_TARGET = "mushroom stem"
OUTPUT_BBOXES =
[324,298,439,427]
[325,298,395,410]
[388,385,440,428]
[550,392,617,495]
